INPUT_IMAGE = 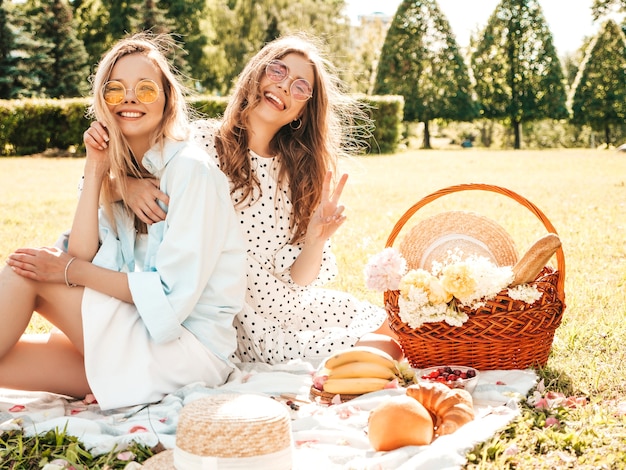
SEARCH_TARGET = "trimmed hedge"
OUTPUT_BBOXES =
[0,99,91,156]
[358,94,404,155]
[0,95,403,156]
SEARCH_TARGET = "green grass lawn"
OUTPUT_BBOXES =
[1,149,625,468]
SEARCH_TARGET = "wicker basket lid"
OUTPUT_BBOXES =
[399,211,518,271]
[141,393,293,470]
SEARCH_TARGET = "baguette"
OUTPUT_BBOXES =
[511,233,561,285]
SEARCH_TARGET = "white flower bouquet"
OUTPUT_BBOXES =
[365,247,542,329]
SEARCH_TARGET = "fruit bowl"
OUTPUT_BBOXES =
[417,365,479,394]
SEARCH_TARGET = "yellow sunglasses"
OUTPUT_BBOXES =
[102,79,162,105]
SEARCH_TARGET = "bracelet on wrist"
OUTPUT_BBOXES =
[64,256,78,288]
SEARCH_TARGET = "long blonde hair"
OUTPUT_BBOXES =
[88,32,190,231]
[216,33,369,243]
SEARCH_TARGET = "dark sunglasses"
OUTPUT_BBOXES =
[102,79,162,105]
[265,60,313,102]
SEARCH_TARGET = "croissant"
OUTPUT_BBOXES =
[406,381,475,437]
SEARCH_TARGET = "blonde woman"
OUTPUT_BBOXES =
[1,33,246,410]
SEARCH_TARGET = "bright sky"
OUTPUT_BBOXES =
[344,0,601,55]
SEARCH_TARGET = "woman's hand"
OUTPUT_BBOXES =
[83,121,109,151]
[126,177,169,225]
[83,121,110,170]
[6,247,73,284]
[291,171,348,286]
[306,171,348,245]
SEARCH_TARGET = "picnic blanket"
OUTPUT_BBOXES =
[0,362,537,469]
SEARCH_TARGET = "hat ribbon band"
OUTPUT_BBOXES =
[173,445,292,469]
[420,233,494,268]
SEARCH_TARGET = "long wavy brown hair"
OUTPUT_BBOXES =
[215,33,370,243]
[88,32,190,233]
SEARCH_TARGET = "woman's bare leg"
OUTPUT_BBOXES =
[372,317,398,339]
[0,332,90,397]
[0,265,38,357]
[0,265,90,397]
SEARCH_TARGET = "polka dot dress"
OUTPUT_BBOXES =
[193,120,386,368]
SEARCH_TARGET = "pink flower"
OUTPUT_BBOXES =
[503,443,519,456]
[336,407,357,419]
[117,451,136,461]
[545,391,565,400]
[83,394,98,405]
[312,374,328,391]
[364,248,406,292]
[383,378,400,389]
[565,396,588,408]
[544,417,560,427]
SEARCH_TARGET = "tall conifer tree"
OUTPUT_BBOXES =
[0,0,17,99]
[158,0,208,91]
[135,0,174,35]
[470,0,568,149]
[373,0,478,149]
[73,0,110,70]
[570,19,626,146]
[8,0,52,98]
[37,0,90,98]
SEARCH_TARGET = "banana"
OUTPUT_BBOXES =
[327,361,397,380]
[316,366,332,377]
[323,377,392,395]
[323,346,396,371]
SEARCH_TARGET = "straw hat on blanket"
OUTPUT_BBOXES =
[399,211,518,271]
[141,393,293,470]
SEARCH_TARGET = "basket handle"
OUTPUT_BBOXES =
[384,183,565,302]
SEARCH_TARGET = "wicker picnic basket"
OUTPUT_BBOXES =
[384,184,566,370]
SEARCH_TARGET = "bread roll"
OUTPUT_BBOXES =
[368,395,434,451]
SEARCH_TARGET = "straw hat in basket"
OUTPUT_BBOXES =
[399,211,519,271]
[141,393,293,470]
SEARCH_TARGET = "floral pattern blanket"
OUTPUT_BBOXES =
[0,362,536,469]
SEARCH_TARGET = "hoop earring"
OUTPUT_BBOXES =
[290,118,302,130]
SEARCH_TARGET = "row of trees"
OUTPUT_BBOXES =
[375,0,626,148]
[0,0,354,98]
[1,0,625,149]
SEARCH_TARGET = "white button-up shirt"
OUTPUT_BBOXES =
[92,138,246,361]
